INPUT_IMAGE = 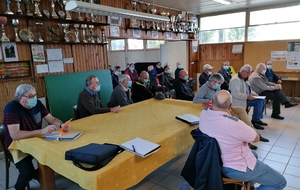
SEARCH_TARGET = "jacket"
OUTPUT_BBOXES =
[218,68,232,90]
[181,128,223,190]
[173,78,194,101]
[248,71,276,94]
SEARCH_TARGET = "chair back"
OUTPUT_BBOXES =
[73,105,79,120]
[0,125,6,150]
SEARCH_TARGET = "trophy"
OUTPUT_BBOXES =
[50,0,59,19]
[131,1,137,11]
[0,17,10,42]
[58,23,70,42]
[87,25,95,43]
[15,0,23,14]
[63,0,72,20]
[4,0,14,15]
[84,0,91,21]
[23,0,33,16]
[81,24,87,43]
[11,19,21,42]
[32,0,42,17]
[99,26,107,44]
[73,24,80,43]
[35,22,44,42]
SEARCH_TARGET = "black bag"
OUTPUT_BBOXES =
[65,143,124,171]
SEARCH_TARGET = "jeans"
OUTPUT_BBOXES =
[222,151,286,190]
[247,99,264,122]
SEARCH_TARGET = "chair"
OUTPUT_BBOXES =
[223,177,251,190]
[73,105,79,120]
[0,125,30,190]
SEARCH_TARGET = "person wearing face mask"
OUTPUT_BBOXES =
[110,74,133,107]
[199,64,213,87]
[77,75,120,119]
[162,65,176,97]
[131,71,158,103]
[175,62,184,80]
[111,66,122,89]
[3,84,71,190]
[218,60,232,90]
[265,60,282,84]
[249,63,297,120]
[155,61,164,84]
[125,63,139,83]
[173,70,194,101]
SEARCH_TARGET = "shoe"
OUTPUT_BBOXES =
[249,143,257,150]
[257,120,268,126]
[259,134,269,142]
[271,114,284,120]
[285,102,298,108]
[252,122,265,130]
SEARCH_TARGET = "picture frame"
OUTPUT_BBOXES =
[1,42,19,62]
[152,30,158,39]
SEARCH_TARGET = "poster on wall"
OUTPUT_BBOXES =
[166,32,172,39]
[271,51,287,61]
[286,51,300,70]
[287,42,300,52]
[133,29,141,38]
[152,30,158,39]
[110,26,120,37]
[1,42,19,62]
[31,44,45,62]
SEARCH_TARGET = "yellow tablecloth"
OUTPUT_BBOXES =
[9,99,203,190]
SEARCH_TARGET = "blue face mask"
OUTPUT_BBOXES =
[27,96,37,108]
[127,81,132,88]
[95,85,101,92]
[178,65,183,69]
[166,70,171,74]
[183,75,189,80]
[223,66,229,70]
[144,79,149,84]
[214,83,221,90]
[266,65,272,70]
[118,72,122,76]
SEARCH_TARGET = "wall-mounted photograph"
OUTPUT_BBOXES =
[1,42,19,62]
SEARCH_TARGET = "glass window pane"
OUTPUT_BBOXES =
[200,12,245,31]
[248,22,300,41]
[128,39,144,50]
[250,5,300,25]
[110,39,125,51]
[146,40,165,49]
[200,27,245,44]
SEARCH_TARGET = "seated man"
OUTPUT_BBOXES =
[163,65,175,95]
[131,71,158,102]
[265,60,282,83]
[249,63,297,120]
[199,64,213,87]
[175,62,184,80]
[125,63,139,83]
[174,70,194,101]
[111,66,121,89]
[193,73,269,144]
[218,60,232,90]
[3,84,71,190]
[229,64,267,130]
[155,61,164,84]
[200,90,286,189]
[77,75,120,119]
[110,74,133,107]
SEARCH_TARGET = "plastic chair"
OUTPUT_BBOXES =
[73,105,79,120]
[0,125,30,190]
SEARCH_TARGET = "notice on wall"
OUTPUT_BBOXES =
[46,49,63,61]
[36,64,49,73]
[48,61,64,73]
[286,51,300,70]
[31,44,45,62]
[271,51,287,61]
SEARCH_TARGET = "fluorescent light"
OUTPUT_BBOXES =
[65,1,170,22]
[213,0,231,5]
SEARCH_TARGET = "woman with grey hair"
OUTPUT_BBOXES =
[3,84,70,190]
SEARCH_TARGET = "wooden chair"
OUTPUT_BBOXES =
[0,125,30,190]
[73,105,79,120]
[223,177,251,190]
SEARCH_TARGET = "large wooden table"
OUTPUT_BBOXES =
[9,99,203,190]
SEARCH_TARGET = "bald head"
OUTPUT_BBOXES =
[213,90,232,109]
[179,70,188,80]
[140,71,149,83]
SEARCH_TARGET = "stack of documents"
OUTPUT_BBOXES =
[175,114,200,126]
[45,131,83,141]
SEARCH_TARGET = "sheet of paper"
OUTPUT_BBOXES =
[46,49,63,61]
[36,64,49,73]
[254,96,266,99]
[31,44,45,62]
[63,57,74,64]
[48,61,64,73]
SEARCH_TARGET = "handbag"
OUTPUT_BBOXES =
[65,143,124,171]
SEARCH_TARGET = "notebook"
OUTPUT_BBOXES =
[120,137,161,158]
[175,114,200,126]
[45,131,83,141]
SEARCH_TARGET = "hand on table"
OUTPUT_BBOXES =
[42,125,57,135]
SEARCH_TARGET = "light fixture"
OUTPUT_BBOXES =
[213,0,231,5]
[65,1,170,22]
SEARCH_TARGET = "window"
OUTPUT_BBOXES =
[128,39,144,50]
[200,12,245,44]
[110,39,125,51]
[146,40,165,49]
[248,5,300,41]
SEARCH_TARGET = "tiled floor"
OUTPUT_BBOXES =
[1,104,300,190]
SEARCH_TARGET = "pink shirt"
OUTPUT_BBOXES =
[199,108,257,172]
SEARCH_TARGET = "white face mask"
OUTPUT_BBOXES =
[208,71,212,75]
[261,70,266,75]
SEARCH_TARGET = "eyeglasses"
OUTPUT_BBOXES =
[22,93,37,99]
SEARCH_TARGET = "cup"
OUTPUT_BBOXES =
[33,0,42,17]
[87,25,95,43]
[11,19,21,42]
[50,0,59,19]
[15,0,23,14]
[4,0,14,15]
[58,23,70,42]
[81,24,87,43]
[23,0,33,16]
[35,22,44,42]
[63,0,72,20]
[0,17,10,42]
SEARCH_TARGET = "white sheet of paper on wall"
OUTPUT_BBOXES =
[232,44,243,54]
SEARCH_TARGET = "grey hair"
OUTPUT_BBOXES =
[119,74,130,83]
[240,64,252,72]
[255,63,265,72]
[15,84,35,100]
[208,73,224,84]
[213,91,232,109]
[85,75,97,86]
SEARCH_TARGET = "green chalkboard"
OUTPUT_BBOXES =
[45,70,113,122]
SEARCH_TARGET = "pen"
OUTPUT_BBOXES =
[59,118,73,136]
[132,145,136,152]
